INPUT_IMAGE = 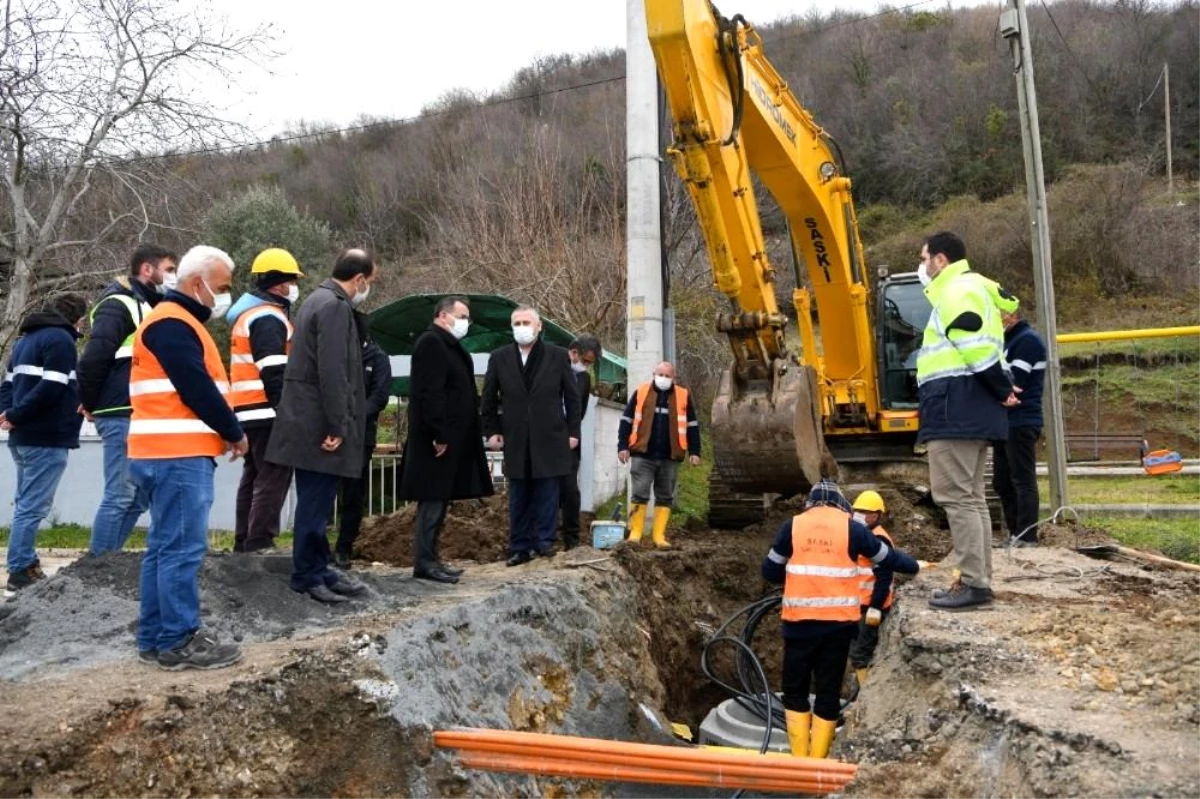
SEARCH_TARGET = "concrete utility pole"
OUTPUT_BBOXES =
[1000,0,1070,511]
[1164,62,1173,196]
[626,0,665,385]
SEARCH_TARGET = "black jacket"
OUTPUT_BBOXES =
[481,339,581,480]
[1,311,84,448]
[266,280,365,478]
[398,324,493,501]
[77,277,160,416]
[363,338,392,448]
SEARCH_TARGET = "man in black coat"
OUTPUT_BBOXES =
[333,310,394,568]
[266,248,375,604]
[398,296,494,583]
[481,305,581,566]
[559,335,601,550]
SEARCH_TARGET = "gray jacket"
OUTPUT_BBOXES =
[266,279,365,478]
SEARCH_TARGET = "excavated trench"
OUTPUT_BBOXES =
[0,492,1197,798]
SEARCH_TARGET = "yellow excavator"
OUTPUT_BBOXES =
[646,0,933,526]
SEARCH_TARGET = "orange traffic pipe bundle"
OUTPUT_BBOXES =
[434,728,857,795]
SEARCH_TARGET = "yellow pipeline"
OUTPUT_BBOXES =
[1056,326,1200,344]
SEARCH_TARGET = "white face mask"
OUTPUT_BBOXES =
[200,278,232,320]
[917,262,932,287]
[852,511,868,525]
[350,282,371,308]
[653,375,673,391]
[451,317,470,340]
[513,325,537,346]
[571,361,589,374]
[286,284,300,304]
[161,272,178,293]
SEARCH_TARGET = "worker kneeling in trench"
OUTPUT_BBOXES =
[761,481,920,758]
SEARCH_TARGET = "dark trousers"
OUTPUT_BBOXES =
[335,445,375,556]
[290,468,340,592]
[414,500,448,573]
[993,426,1041,542]
[781,625,857,721]
[508,477,560,556]
[848,606,891,669]
[559,449,582,548]
[234,426,293,552]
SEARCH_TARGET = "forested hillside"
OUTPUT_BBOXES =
[3,0,1197,394]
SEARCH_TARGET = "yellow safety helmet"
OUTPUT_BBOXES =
[852,490,886,513]
[251,248,304,277]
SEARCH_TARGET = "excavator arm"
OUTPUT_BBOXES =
[646,0,914,499]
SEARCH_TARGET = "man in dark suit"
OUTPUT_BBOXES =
[481,305,581,566]
[398,296,494,583]
[559,335,601,550]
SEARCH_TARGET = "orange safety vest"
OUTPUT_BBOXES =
[857,526,895,610]
[782,506,862,623]
[628,382,689,459]
[128,302,232,459]
[228,304,292,423]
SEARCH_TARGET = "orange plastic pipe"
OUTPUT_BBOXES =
[443,737,851,787]
[457,751,844,794]
[435,728,857,774]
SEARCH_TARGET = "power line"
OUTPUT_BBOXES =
[1038,0,1102,96]
[108,0,945,167]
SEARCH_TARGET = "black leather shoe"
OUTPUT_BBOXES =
[506,551,534,567]
[438,563,464,577]
[332,551,352,569]
[328,573,368,597]
[307,584,349,604]
[537,546,557,558]
[414,567,459,584]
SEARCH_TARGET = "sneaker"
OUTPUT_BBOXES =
[6,564,46,591]
[328,572,368,597]
[306,584,349,604]
[138,649,158,665]
[157,631,242,671]
[929,582,994,611]
[1011,538,1038,548]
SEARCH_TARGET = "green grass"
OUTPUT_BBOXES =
[1058,335,1199,360]
[0,525,294,552]
[1061,361,1200,442]
[594,439,714,525]
[1043,475,1200,505]
[1085,515,1200,564]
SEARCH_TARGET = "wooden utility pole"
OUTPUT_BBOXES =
[1000,0,1070,511]
[1164,62,1173,196]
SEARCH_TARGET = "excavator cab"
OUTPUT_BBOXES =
[876,274,932,410]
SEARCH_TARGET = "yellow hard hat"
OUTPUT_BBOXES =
[251,248,304,276]
[852,490,886,513]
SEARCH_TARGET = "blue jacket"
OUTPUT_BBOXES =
[1003,320,1046,429]
[1,311,84,449]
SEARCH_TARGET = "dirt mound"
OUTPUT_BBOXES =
[0,551,420,681]
[352,494,512,567]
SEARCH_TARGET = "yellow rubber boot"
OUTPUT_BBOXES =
[651,507,672,549]
[785,710,811,757]
[810,716,838,759]
[627,504,648,543]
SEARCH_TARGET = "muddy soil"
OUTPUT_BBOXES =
[353,494,511,567]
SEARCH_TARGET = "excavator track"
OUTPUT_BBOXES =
[705,471,766,529]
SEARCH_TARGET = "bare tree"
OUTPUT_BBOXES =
[0,0,269,352]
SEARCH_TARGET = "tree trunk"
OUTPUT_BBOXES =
[1,254,33,361]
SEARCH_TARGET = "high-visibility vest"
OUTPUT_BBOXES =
[228,304,292,423]
[128,302,231,459]
[88,293,152,414]
[916,260,1005,387]
[856,526,895,610]
[628,382,689,458]
[782,506,862,623]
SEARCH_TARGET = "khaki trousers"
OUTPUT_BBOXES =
[928,439,993,589]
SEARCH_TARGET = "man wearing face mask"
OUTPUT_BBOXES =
[559,335,601,550]
[397,296,493,582]
[617,361,702,549]
[128,245,247,670]
[266,248,375,604]
[226,248,304,554]
[916,231,1018,612]
[481,305,582,566]
[77,244,178,556]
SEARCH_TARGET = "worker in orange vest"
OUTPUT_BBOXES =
[128,245,248,671]
[761,480,919,759]
[226,248,303,554]
[616,361,701,548]
[847,490,895,689]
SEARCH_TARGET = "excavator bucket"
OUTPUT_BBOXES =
[711,362,826,498]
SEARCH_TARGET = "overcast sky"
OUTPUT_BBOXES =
[205,0,1002,140]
